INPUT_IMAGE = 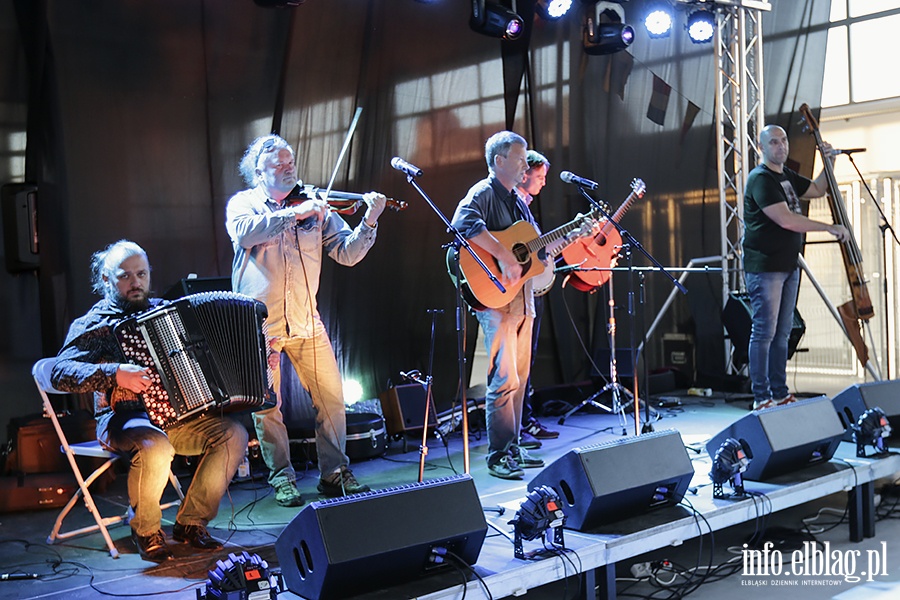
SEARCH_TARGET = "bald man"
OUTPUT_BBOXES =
[742,125,849,410]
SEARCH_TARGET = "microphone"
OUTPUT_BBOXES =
[391,157,423,177]
[835,148,866,155]
[560,171,599,190]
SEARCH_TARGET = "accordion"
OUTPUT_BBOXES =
[114,291,274,430]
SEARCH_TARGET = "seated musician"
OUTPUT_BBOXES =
[51,240,248,562]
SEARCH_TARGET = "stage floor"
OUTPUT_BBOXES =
[3,372,900,600]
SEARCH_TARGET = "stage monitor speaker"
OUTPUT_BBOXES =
[378,383,438,435]
[275,474,487,600]
[722,291,805,368]
[162,275,231,300]
[528,429,694,531]
[832,379,900,439]
[1,183,39,273]
[706,396,844,481]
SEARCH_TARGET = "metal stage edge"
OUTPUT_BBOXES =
[407,446,900,600]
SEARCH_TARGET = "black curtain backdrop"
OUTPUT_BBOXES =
[0,0,831,425]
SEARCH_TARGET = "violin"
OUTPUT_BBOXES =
[286,184,407,215]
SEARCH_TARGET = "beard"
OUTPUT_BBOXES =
[112,287,151,313]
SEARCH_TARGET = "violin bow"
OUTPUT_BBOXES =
[321,106,364,206]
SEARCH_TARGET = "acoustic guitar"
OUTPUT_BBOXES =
[447,213,596,310]
[559,178,646,292]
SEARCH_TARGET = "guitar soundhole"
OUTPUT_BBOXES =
[512,243,529,263]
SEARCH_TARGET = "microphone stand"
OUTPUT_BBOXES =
[572,185,687,436]
[845,153,898,378]
[397,172,506,473]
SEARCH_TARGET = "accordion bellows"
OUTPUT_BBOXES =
[115,291,274,429]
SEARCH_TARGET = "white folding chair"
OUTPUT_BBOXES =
[32,357,184,558]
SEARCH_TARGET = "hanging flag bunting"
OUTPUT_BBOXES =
[679,101,700,144]
[647,74,671,126]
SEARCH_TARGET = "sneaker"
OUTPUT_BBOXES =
[753,394,796,411]
[274,481,305,507]
[522,417,559,440]
[518,430,543,450]
[509,446,544,468]
[752,398,775,410]
[487,456,525,480]
[131,528,173,562]
[776,394,797,405]
[173,522,222,550]
[317,466,371,497]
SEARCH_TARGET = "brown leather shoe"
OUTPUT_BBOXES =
[172,522,222,550]
[131,528,173,562]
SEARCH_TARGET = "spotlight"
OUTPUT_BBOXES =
[853,407,892,458]
[583,2,635,56]
[710,437,752,500]
[536,0,573,21]
[509,485,566,559]
[686,9,715,44]
[644,5,673,38]
[470,0,525,41]
[342,378,364,405]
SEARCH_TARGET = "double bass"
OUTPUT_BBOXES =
[798,103,874,370]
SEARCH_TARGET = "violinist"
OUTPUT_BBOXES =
[743,124,850,411]
[226,134,385,506]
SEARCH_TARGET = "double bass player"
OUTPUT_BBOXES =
[743,124,850,411]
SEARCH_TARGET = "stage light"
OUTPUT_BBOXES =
[509,485,566,559]
[343,378,364,405]
[536,0,573,21]
[852,407,892,458]
[470,0,525,41]
[583,2,635,55]
[710,437,752,500]
[644,5,673,38]
[686,9,715,43]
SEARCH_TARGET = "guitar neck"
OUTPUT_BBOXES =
[525,212,595,255]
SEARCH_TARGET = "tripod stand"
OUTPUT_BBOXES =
[558,250,632,434]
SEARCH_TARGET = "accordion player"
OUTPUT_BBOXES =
[114,291,275,430]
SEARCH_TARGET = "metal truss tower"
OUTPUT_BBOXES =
[713,1,771,371]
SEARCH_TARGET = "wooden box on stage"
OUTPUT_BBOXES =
[288,412,386,464]
[0,473,77,513]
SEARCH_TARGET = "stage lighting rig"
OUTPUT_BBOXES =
[509,485,566,559]
[852,407,892,458]
[536,0,574,21]
[583,1,635,55]
[686,7,715,43]
[644,3,673,38]
[470,0,525,40]
[710,437,752,500]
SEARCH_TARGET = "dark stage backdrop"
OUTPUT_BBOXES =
[0,0,830,427]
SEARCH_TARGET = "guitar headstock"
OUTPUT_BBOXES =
[631,178,646,198]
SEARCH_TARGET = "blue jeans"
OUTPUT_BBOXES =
[255,330,348,488]
[745,269,800,404]
[475,309,533,466]
[98,410,248,536]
